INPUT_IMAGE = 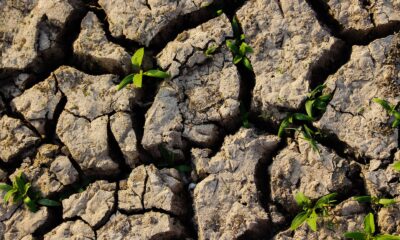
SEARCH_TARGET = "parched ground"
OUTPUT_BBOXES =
[0,0,400,239]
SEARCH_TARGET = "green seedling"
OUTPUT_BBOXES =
[0,173,60,212]
[393,161,400,172]
[117,48,170,90]
[353,195,399,207]
[344,213,400,240]
[291,192,337,231]
[305,84,332,118]
[372,98,400,128]
[226,16,253,71]
[226,37,253,71]
[205,44,218,57]
[278,113,314,137]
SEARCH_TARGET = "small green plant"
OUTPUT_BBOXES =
[393,161,400,172]
[353,195,399,207]
[372,98,400,128]
[205,44,218,57]
[344,213,400,240]
[305,84,332,118]
[0,173,60,212]
[226,16,253,71]
[117,48,170,90]
[291,192,337,231]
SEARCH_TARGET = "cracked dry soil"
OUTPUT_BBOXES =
[1,0,400,239]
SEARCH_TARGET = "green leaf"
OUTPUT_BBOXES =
[216,9,223,16]
[0,184,12,192]
[143,69,170,79]
[318,94,332,102]
[239,42,253,56]
[24,196,37,212]
[308,84,326,99]
[205,45,218,56]
[373,98,394,112]
[14,174,26,194]
[278,118,290,138]
[242,57,253,71]
[37,198,61,207]
[133,71,143,88]
[375,234,400,240]
[233,55,243,64]
[294,192,311,207]
[4,189,16,203]
[131,48,145,69]
[364,213,375,235]
[306,210,318,231]
[392,119,400,128]
[314,99,328,111]
[305,100,315,118]
[231,16,240,37]
[226,40,239,54]
[393,161,400,172]
[353,196,372,203]
[344,232,367,240]
[378,198,397,207]
[117,74,134,91]
[393,111,400,120]
[293,113,314,122]
[23,183,30,196]
[315,193,337,209]
[290,211,309,230]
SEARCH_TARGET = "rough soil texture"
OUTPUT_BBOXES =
[1,0,400,240]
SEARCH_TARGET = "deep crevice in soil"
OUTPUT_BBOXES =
[307,0,400,45]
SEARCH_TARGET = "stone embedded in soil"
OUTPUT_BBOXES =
[2,207,49,240]
[378,203,400,235]
[98,0,214,46]
[10,75,62,136]
[57,112,119,176]
[193,128,280,239]
[110,112,139,168]
[0,115,40,163]
[0,0,82,78]
[43,220,95,240]
[270,136,353,213]
[361,159,400,197]
[274,199,366,239]
[96,211,185,239]
[118,164,186,216]
[326,0,400,32]
[55,66,138,121]
[316,35,400,160]
[236,0,344,122]
[9,144,78,198]
[62,180,116,228]
[73,12,131,75]
[142,15,240,160]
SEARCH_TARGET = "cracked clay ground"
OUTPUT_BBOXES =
[1,0,400,239]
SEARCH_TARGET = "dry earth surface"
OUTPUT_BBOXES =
[1,0,400,239]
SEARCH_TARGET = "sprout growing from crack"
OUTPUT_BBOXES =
[291,192,337,231]
[344,213,400,240]
[0,172,60,212]
[117,48,170,90]
[372,98,400,128]
[353,195,399,208]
